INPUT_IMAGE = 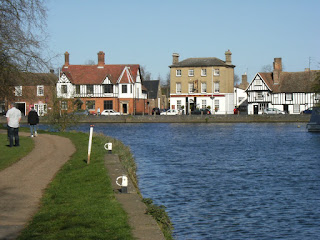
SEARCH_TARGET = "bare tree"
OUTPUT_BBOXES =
[0,0,50,108]
[234,74,240,85]
[140,66,151,80]
[261,64,273,72]
[0,0,49,72]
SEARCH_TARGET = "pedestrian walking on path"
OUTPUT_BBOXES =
[27,106,39,137]
[6,102,21,147]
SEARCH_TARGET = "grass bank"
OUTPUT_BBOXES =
[18,131,135,240]
[0,133,34,171]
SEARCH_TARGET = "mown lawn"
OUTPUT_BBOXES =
[17,131,135,240]
[0,133,34,171]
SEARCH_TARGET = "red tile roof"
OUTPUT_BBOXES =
[61,64,140,85]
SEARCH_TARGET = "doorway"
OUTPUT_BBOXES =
[254,105,258,114]
[16,102,26,116]
[122,103,128,114]
[284,104,288,113]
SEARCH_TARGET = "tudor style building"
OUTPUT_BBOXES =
[169,50,235,114]
[57,51,147,115]
[246,58,320,114]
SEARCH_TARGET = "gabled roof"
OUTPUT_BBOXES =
[169,57,235,68]
[61,64,140,85]
[143,80,160,99]
[258,70,319,93]
[8,72,58,86]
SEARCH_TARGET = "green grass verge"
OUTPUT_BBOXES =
[0,133,34,171]
[17,131,134,240]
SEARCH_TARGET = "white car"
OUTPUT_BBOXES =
[263,108,285,114]
[101,109,121,116]
[160,109,179,115]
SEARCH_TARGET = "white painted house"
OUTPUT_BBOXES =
[246,58,320,114]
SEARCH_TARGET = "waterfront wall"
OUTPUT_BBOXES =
[2,114,310,124]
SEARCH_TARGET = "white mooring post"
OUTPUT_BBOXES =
[87,125,94,164]
[104,142,112,154]
[116,175,128,193]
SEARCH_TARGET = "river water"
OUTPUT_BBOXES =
[49,123,320,239]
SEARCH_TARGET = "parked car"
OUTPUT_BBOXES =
[152,108,160,115]
[301,107,313,114]
[101,109,121,116]
[73,110,90,115]
[263,108,285,114]
[160,109,179,115]
[191,108,211,115]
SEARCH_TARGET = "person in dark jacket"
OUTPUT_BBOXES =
[28,106,39,137]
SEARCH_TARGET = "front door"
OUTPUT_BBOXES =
[284,104,288,113]
[254,105,258,114]
[122,103,128,114]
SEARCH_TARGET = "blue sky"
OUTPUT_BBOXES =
[46,0,320,83]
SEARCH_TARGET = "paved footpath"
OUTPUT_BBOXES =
[0,132,76,240]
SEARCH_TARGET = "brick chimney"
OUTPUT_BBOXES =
[172,53,179,64]
[225,49,232,65]
[97,51,105,68]
[64,51,69,68]
[273,58,282,84]
[240,73,249,89]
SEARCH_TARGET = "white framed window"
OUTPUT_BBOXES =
[176,69,181,76]
[15,86,22,96]
[177,100,181,110]
[122,85,127,93]
[202,100,206,109]
[293,104,300,113]
[188,83,194,93]
[214,82,220,93]
[214,69,220,76]
[86,100,95,110]
[61,101,68,110]
[176,83,181,93]
[61,85,67,94]
[285,93,293,101]
[201,69,207,76]
[201,82,207,93]
[214,100,219,111]
[188,69,194,76]
[257,92,263,100]
[255,80,262,86]
[316,93,320,100]
[75,85,81,94]
[37,85,44,96]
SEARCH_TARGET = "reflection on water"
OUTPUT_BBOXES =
[44,123,320,239]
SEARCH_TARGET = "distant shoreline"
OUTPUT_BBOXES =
[1,114,311,124]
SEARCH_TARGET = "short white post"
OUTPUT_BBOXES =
[87,125,94,164]
[104,142,112,154]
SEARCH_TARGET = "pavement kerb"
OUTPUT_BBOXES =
[104,154,166,240]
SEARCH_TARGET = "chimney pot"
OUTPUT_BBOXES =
[225,50,232,64]
[273,58,282,84]
[172,53,179,64]
[64,51,69,68]
[98,51,105,68]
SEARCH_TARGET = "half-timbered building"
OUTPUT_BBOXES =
[246,58,320,114]
[57,51,148,115]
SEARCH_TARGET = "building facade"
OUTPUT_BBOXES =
[169,50,235,114]
[247,58,320,114]
[5,72,57,116]
[56,51,148,115]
